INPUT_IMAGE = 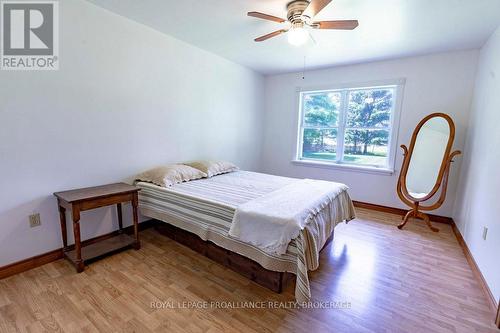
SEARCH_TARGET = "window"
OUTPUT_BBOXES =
[296,82,403,173]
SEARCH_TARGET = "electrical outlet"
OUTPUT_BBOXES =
[29,213,41,228]
[482,227,488,240]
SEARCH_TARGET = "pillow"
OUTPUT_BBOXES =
[135,164,207,187]
[183,160,238,178]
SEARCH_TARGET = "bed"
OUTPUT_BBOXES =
[136,170,355,302]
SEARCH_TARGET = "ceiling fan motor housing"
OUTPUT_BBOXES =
[287,0,311,25]
[248,0,358,42]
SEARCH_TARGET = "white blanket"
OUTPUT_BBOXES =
[229,179,348,255]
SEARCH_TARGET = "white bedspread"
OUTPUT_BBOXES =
[229,178,348,255]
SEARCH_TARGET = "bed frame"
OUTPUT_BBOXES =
[155,222,333,293]
[156,222,333,293]
[155,222,291,292]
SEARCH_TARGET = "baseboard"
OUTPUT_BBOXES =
[353,201,453,224]
[354,200,498,319]
[0,219,158,280]
[450,222,498,313]
[0,249,63,280]
[0,202,450,280]
[0,209,496,323]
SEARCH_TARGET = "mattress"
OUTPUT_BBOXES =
[136,170,355,302]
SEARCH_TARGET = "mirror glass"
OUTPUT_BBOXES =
[406,116,450,199]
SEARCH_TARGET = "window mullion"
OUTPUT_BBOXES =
[297,92,304,159]
[299,128,306,160]
[336,90,349,163]
[344,127,391,131]
[303,126,338,130]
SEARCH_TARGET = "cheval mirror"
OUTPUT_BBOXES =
[397,113,461,232]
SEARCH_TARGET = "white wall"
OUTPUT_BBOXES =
[453,26,500,304]
[261,50,479,216]
[0,0,264,266]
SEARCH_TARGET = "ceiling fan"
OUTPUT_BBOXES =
[248,0,359,46]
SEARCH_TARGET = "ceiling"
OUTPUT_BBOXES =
[87,0,500,75]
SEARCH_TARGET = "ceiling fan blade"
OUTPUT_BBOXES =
[303,0,332,19]
[314,20,359,30]
[248,11,286,23]
[254,29,287,42]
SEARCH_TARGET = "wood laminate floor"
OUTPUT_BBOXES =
[0,208,497,332]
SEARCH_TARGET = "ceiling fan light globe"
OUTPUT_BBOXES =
[288,27,309,46]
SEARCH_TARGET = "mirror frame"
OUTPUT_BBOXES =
[399,112,455,202]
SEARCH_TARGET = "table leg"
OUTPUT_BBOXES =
[72,208,84,273]
[117,203,123,233]
[58,202,68,251]
[132,193,141,250]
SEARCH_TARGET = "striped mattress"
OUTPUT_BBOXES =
[136,170,355,302]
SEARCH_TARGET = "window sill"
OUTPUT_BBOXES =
[291,159,395,175]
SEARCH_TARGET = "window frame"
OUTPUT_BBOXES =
[293,79,405,175]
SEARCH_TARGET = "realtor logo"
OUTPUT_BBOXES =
[1,0,59,70]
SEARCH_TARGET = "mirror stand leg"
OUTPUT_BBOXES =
[416,211,439,232]
[398,209,414,229]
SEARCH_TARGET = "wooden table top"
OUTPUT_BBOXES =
[53,183,140,203]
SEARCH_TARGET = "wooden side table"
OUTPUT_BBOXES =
[54,183,141,273]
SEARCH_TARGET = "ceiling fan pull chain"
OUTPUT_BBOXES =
[302,55,306,80]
